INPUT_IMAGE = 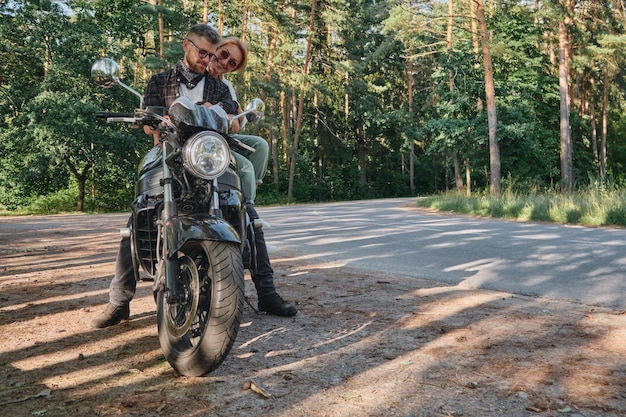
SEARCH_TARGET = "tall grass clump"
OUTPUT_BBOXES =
[416,182,626,227]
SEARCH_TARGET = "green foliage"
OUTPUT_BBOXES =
[23,188,81,215]
[2,0,626,214]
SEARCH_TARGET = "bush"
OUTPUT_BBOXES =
[25,189,79,214]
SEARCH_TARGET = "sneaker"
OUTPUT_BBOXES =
[258,292,297,317]
[90,303,130,328]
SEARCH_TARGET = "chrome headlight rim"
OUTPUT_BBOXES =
[182,131,230,180]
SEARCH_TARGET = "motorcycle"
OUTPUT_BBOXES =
[91,58,264,376]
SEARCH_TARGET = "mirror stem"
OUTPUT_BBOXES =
[116,78,144,108]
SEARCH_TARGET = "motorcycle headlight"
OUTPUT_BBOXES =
[182,132,230,179]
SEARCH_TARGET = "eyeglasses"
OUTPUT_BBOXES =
[187,39,216,62]
[216,48,239,70]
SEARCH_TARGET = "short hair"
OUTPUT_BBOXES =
[218,37,248,72]
[187,24,221,45]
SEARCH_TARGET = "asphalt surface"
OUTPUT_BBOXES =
[259,197,626,310]
[2,197,624,310]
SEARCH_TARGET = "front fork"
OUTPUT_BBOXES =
[160,141,183,305]
[159,141,223,305]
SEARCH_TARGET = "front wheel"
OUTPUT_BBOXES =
[157,240,244,376]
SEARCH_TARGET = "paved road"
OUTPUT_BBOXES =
[259,197,626,310]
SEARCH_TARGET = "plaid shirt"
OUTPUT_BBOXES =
[143,67,237,114]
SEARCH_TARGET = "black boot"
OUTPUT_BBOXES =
[90,303,130,328]
[258,292,297,317]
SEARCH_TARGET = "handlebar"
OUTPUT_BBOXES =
[95,110,162,128]
[95,106,254,153]
[95,111,134,120]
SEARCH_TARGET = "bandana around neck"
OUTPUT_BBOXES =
[176,60,204,89]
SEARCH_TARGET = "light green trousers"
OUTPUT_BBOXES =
[232,134,269,202]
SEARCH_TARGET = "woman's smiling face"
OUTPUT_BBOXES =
[211,42,244,76]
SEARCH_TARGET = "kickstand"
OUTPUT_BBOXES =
[244,296,266,315]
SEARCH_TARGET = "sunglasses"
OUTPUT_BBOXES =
[216,48,239,70]
[187,39,216,61]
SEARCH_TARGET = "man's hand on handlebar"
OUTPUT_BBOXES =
[198,102,240,134]
[143,115,170,146]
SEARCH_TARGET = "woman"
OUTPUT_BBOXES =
[209,37,297,318]
[209,37,268,204]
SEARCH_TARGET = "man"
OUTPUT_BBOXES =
[91,24,297,329]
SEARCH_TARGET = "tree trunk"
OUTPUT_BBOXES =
[469,0,479,53]
[448,0,463,192]
[467,0,479,196]
[278,91,288,190]
[218,0,223,34]
[447,0,454,89]
[241,0,249,42]
[345,72,349,119]
[270,129,279,190]
[66,162,89,212]
[454,152,463,192]
[558,18,573,190]
[589,78,597,161]
[475,0,500,195]
[287,0,317,200]
[259,24,278,189]
[600,69,609,183]
[76,176,86,212]
[465,155,472,196]
[407,59,415,194]
[444,154,450,191]
[356,126,367,188]
[158,0,164,60]
[44,35,51,79]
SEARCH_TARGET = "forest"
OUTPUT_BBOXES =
[1,0,626,213]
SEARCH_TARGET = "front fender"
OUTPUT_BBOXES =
[166,215,241,255]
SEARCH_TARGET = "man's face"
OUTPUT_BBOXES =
[183,36,218,74]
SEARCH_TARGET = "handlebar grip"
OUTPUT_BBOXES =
[96,111,134,120]
[107,117,138,123]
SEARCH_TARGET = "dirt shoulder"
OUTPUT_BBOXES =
[0,213,624,417]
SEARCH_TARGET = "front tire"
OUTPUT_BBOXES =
[157,240,244,376]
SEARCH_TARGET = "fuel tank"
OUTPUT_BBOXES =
[136,146,163,197]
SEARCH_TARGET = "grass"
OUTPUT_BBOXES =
[416,186,626,227]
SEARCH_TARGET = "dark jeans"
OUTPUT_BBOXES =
[245,202,276,296]
[108,207,276,306]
